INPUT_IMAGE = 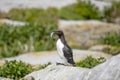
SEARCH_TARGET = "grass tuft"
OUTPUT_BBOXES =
[76,56,105,68]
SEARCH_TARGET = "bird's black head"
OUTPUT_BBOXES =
[51,30,64,38]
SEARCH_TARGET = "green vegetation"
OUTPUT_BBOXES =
[100,32,120,55]
[3,8,59,24]
[39,62,51,69]
[0,0,104,58]
[102,46,120,55]
[0,0,102,21]
[1,0,119,79]
[104,2,120,23]
[59,0,103,20]
[0,0,119,58]
[0,60,51,79]
[100,32,120,47]
[0,60,33,79]
[76,56,105,68]
[0,24,56,58]
[0,7,58,59]
[100,2,120,55]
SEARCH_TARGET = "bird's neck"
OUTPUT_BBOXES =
[58,35,67,45]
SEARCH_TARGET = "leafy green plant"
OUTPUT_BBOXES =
[76,56,105,68]
[0,0,104,58]
[59,0,103,20]
[0,1,103,21]
[1,8,59,23]
[100,32,120,47]
[0,23,56,58]
[0,60,33,79]
[0,8,59,58]
[39,62,51,69]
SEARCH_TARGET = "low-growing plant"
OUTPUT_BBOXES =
[0,8,58,58]
[76,56,105,68]
[0,60,33,79]
[0,23,56,58]
[59,0,103,20]
[102,46,120,55]
[0,1,103,21]
[104,2,120,23]
[0,60,52,79]
[31,63,51,72]
[39,62,51,69]
[1,8,59,23]
[0,0,104,58]
[100,32,120,47]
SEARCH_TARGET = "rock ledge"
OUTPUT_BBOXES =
[23,54,120,80]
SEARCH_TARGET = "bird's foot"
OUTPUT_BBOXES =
[72,64,76,67]
[56,63,76,67]
[56,63,67,66]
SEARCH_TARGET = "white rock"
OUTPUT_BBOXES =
[23,54,120,80]
[58,20,103,29]
[1,49,112,65]
[0,77,13,80]
[0,19,28,26]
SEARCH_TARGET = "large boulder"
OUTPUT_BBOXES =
[89,45,113,52]
[58,20,120,48]
[23,54,120,80]
[1,49,112,65]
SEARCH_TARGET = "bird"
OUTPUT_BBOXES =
[51,30,76,66]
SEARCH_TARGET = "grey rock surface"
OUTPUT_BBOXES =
[0,19,28,26]
[89,45,113,52]
[1,49,112,65]
[23,54,120,80]
[59,20,120,48]
[0,77,13,80]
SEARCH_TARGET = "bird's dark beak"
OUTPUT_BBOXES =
[50,31,55,38]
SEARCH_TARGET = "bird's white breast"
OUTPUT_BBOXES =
[56,39,65,60]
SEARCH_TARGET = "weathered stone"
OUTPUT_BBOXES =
[89,45,113,52]
[0,19,28,26]
[1,50,112,65]
[0,61,4,66]
[23,54,120,80]
[0,77,13,80]
[59,20,120,48]
[89,45,120,55]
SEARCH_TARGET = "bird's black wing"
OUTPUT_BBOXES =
[63,45,75,66]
